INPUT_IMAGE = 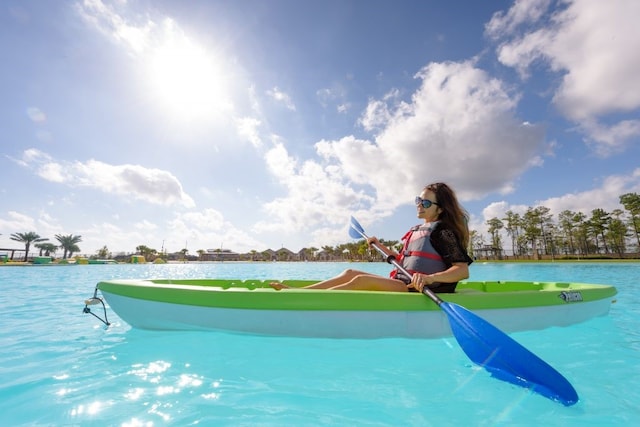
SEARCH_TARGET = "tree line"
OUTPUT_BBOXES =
[5,233,83,262]
[477,192,640,259]
[4,192,639,263]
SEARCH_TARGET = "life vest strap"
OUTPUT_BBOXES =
[403,250,443,261]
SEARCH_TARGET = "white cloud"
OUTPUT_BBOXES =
[358,89,399,132]
[266,87,296,111]
[0,211,38,233]
[167,208,267,252]
[75,0,154,54]
[15,149,195,207]
[253,141,374,236]
[337,103,350,114]
[0,211,65,251]
[580,119,640,157]
[353,61,545,202]
[317,86,350,113]
[485,0,551,39]
[490,0,640,155]
[235,117,263,148]
[135,220,158,231]
[252,61,547,245]
[27,107,47,123]
[38,162,69,183]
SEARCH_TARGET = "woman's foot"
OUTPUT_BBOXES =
[269,282,289,290]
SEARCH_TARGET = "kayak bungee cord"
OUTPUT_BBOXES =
[82,288,111,326]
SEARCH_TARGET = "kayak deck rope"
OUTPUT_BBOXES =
[82,287,110,326]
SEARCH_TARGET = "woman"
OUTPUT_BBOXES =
[271,182,473,293]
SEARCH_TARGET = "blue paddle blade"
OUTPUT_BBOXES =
[441,301,579,406]
[349,216,366,239]
[348,225,363,239]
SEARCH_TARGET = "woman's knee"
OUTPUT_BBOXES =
[341,269,364,278]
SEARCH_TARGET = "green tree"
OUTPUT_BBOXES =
[136,245,157,261]
[588,208,611,254]
[535,206,554,256]
[10,232,48,262]
[502,211,522,258]
[486,217,504,259]
[35,242,58,257]
[522,207,543,259]
[321,245,335,260]
[573,212,590,256]
[469,229,482,259]
[55,234,83,259]
[607,209,628,257]
[68,244,81,258]
[620,192,640,252]
[558,210,580,255]
[96,245,111,259]
[305,246,318,261]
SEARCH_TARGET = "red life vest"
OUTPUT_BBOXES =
[390,222,446,281]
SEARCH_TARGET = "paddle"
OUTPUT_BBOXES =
[348,216,579,406]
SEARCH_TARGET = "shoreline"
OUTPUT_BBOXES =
[2,258,640,267]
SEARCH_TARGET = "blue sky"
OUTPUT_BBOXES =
[1,0,639,256]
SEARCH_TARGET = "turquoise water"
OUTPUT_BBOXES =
[1,262,638,426]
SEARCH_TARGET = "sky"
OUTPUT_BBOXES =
[1,0,639,257]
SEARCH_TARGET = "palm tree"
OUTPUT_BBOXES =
[55,234,83,259]
[68,244,81,258]
[35,242,58,257]
[135,245,157,261]
[10,232,48,262]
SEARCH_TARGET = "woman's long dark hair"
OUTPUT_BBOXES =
[425,182,470,249]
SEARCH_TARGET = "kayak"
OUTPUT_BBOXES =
[85,279,617,338]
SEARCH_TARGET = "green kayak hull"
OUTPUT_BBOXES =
[93,279,617,338]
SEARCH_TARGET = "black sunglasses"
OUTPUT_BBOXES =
[415,196,438,209]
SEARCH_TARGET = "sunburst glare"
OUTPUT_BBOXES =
[147,25,232,122]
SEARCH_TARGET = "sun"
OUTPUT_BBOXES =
[147,35,232,121]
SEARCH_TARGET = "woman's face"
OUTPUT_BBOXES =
[416,189,440,222]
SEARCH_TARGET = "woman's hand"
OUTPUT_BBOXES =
[410,263,469,292]
[366,236,380,247]
[410,273,434,293]
[367,236,398,259]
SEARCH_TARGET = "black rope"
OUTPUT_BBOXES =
[83,296,111,326]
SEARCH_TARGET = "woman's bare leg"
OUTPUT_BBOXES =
[270,269,371,290]
[301,269,368,289]
[330,275,408,292]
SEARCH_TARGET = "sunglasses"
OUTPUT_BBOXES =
[415,196,438,209]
